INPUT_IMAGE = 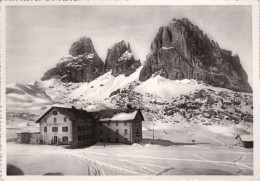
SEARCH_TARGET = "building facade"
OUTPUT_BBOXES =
[35,106,144,147]
[36,106,97,147]
[95,110,143,144]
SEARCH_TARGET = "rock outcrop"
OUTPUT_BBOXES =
[42,37,104,83]
[104,40,141,76]
[139,18,252,93]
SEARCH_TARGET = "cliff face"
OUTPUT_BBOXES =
[104,40,141,76]
[42,38,140,82]
[42,37,104,83]
[139,18,252,93]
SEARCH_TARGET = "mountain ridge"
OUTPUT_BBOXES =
[139,18,252,93]
[40,18,251,93]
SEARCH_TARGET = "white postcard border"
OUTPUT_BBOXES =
[0,0,259,181]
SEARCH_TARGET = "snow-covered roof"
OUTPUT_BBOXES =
[98,111,138,122]
[99,118,111,122]
[110,111,137,121]
[237,135,253,142]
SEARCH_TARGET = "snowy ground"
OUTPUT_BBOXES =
[7,116,253,175]
[5,70,253,175]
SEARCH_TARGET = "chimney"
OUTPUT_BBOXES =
[72,106,76,110]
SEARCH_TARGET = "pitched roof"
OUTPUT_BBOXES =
[36,106,144,123]
[89,108,144,122]
[236,135,253,142]
[35,106,95,123]
[110,111,138,121]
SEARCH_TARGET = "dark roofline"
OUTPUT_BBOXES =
[36,106,144,123]
[35,106,96,123]
[235,135,253,142]
[137,109,144,121]
[35,106,55,123]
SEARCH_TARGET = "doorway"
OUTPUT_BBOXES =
[53,136,58,144]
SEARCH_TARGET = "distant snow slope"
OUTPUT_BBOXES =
[6,83,52,110]
[69,66,141,102]
[6,65,253,125]
[135,75,204,99]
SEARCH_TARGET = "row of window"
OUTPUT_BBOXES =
[100,137,127,143]
[78,135,91,141]
[78,126,91,132]
[44,127,68,132]
[44,117,67,123]
[100,122,127,126]
[100,129,128,135]
[44,127,133,134]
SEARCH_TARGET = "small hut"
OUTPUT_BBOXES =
[16,132,42,144]
[235,135,253,148]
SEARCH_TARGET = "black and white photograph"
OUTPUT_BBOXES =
[1,0,259,179]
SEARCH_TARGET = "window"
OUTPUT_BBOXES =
[116,129,119,135]
[64,117,67,122]
[53,111,58,115]
[124,122,127,126]
[107,129,111,135]
[54,118,57,122]
[108,138,111,142]
[108,122,110,126]
[78,126,83,131]
[124,129,128,135]
[52,127,58,132]
[44,127,47,132]
[124,138,127,142]
[62,127,68,132]
[116,122,119,126]
[44,118,47,123]
[116,138,119,143]
[62,136,68,142]
[78,135,88,141]
[78,126,89,132]
[100,122,102,126]
[100,138,103,142]
[83,135,87,140]
[100,129,103,135]
[78,136,82,141]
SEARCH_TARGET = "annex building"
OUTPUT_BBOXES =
[34,106,144,147]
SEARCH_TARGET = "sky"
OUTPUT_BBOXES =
[6,5,252,86]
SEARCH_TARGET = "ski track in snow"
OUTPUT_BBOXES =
[117,159,158,175]
[195,133,226,146]
[62,150,143,175]
[192,153,237,169]
[83,150,253,171]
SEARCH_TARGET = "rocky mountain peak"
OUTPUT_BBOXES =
[42,37,104,83]
[140,18,252,93]
[69,37,99,57]
[104,40,141,77]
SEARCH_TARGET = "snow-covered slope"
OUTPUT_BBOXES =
[36,67,142,105]
[6,66,253,128]
[6,83,52,110]
[135,75,204,99]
